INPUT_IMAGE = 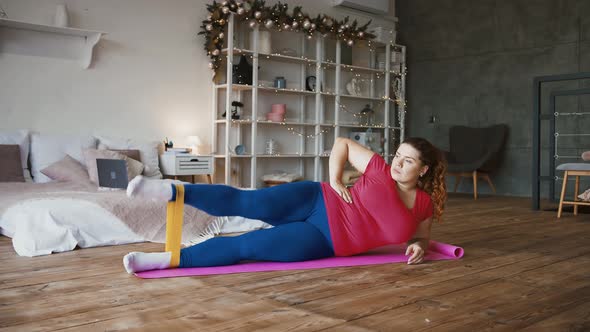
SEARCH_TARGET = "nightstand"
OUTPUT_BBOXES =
[159,154,213,184]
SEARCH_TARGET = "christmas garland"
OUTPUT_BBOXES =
[198,0,376,81]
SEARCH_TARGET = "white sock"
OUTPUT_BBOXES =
[126,175,178,202]
[123,251,172,274]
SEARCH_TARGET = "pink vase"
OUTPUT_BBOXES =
[271,104,287,115]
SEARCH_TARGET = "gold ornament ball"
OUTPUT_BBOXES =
[265,19,274,28]
[218,32,224,39]
[358,31,364,38]
[291,21,298,28]
[219,19,226,25]
[237,7,245,15]
[310,23,316,29]
[212,49,220,56]
[347,39,354,46]
[206,24,213,31]
[303,20,311,29]
[254,11,261,19]
[208,62,214,68]
[249,21,256,28]
[222,6,230,14]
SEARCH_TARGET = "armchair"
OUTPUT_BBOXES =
[444,124,509,199]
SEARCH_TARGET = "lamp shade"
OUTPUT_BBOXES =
[187,135,202,154]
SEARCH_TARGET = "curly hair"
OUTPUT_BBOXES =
[401,137,447,222]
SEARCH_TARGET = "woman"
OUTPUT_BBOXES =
[123,137,447,273]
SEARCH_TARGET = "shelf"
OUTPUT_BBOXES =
[0,18,105,69]
[215,119,330,126]
[222,48,317,64]
[222,47,401,74]
[338,124,391,129]
[215,83,253,91]
[339,94,388,102]
[215,154,317,158]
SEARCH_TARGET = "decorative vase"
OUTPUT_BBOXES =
[232,55,253,85]
[54,4,69,28]
[250,30,271,54]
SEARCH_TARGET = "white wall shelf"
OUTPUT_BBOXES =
[0,18,105,69]
[212,14,406,188]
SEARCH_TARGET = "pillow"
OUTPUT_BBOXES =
[0,129,31,182]
[83,149,145,184]
[40,154,92,184]
[583,151,590,161]
[96,135,162,179]
[30,133,97,183]
[109,149,141,162]
[0,145,25,182]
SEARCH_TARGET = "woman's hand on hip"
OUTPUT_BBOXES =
[330,180,352,204]
[405,242,425,265]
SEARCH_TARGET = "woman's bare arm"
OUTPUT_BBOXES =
[328,138,375,203]
[329,137,375,183]
[407,217,433,250]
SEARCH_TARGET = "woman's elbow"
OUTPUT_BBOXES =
[335,137,350,146]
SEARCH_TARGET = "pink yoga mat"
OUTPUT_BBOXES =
[135,240,464,279]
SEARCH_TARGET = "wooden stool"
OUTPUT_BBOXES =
[557,163,590,218]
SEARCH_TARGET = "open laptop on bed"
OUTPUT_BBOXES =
[96,159,128,189]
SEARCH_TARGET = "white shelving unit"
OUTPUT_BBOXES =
[0,18,105,68]
[212,14,405,188]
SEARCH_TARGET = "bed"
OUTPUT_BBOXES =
[0,130,269,257]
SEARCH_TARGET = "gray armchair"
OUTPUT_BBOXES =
[445,124,509,199]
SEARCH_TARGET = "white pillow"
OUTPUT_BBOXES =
[0,129,32,182]
[30,133,97,183]
[96,135,163,179]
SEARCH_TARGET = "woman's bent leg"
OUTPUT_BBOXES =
[173,181,322,225]
[179,222,334,267]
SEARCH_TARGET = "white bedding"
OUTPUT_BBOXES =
[0,182,270,257]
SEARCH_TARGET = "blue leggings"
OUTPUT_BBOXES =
[171,181,335,267]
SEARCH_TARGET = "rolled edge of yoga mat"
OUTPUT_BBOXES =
[428,240,464,258]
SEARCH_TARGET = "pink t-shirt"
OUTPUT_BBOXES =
[321,154,433,256]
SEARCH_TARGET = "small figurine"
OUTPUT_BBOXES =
[163,137,173,150]
[222,101,244,120]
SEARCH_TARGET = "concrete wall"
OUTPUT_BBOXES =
[397,0,590,198]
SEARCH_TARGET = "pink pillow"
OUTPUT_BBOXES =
[41,154,92,184]
[83,149,145,184]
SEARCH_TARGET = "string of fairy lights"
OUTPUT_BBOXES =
[199,0,379,81]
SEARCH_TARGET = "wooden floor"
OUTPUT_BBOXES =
[1,194,589,331]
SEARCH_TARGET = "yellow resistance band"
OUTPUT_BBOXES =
[165,184,184,268]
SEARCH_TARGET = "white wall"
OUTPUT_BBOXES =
[0,0,395,149]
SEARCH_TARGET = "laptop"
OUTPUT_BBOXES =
[96,159,128,189]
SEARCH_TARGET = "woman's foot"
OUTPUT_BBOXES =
[123,251,172,273]
[127,175,178,201]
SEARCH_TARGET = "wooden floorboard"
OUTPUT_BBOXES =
[0,194,588,331]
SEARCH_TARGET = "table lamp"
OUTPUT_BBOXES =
[187,135,202,155]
